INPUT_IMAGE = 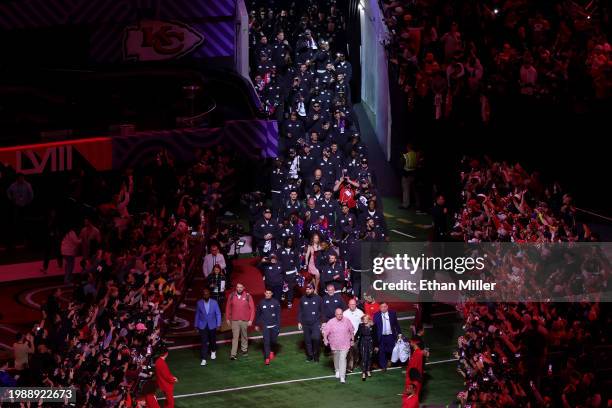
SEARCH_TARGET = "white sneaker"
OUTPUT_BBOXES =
[211,352,216,360]
[200,359,207,366]
[335,371,340,378]
[340,378,346,383]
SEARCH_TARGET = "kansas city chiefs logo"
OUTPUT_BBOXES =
[124,20,204,61]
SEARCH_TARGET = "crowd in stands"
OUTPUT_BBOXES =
[381,0,612,123]
[452,157,610,406]
[1,146,238,406]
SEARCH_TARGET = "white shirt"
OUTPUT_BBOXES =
[381,312,392,335]
[343,308,364,335]
[202,253,227,278]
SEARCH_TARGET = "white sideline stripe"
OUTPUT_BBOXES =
[168,311,456,350]
[164,358,459,400]
[390,229,416,239]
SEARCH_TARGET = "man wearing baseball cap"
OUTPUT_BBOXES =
[253,208,279,256]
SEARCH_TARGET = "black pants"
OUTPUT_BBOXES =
[270,284,283,303]
[302,322,321,360]
[42,236,62,270]
[351,269,362,300]
[347,343,360,371]
[285,273,298,303]
[263,325,280,359]
[199,327,217,359]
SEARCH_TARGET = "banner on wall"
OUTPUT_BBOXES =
[0,121,278,175]
[123,20,205,62]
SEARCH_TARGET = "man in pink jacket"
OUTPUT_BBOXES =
[323,307,354,383]
[225,283,255,360]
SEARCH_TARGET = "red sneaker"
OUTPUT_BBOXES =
[265,358,270,365]
[269,352,275,360]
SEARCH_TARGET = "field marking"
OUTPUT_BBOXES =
[396,218,412,224]
[0,324,18,334]
[390,229,416,239]
[23,285,69,310]
[168,311,456,350]
[164,358,458,400]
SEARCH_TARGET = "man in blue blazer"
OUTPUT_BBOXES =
[373,302,402,370]
[194,288,222,366]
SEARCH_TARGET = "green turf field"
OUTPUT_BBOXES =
[165,314,463,407]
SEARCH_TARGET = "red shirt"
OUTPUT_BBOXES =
[406,348,424,387]
[402,393,419,408]
[225,291,256,322]
[155,357,176,390]
[364,302,380,319]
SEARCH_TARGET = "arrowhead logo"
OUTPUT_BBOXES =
[124,20,204,61]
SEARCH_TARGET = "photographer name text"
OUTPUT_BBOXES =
[372,279,497,292]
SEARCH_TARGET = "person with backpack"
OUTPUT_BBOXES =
[225,283,255,360]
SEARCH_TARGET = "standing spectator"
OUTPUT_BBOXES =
[206,264,227,309]
[41,208,62,274]
[194,288,222,366]
[323,308,354,384]
[79,218,101,261]
[202,244,227,278]
[6,173,33,245]
[60,227,81,283]
[225,283,255,360]
[13,332,34,371]
[355,314,377,381]
[155,348,178,408]
[373,302,402,371]
[431,194,448,241]
[400,143,418,209]
[343,298,364,372]
[255,289,281,365]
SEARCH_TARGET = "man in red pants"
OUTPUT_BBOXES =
[155,348,178,408]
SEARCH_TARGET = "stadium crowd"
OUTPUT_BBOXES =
[2,146,239,406]
[451,157,610,407]
[381,0,612,125]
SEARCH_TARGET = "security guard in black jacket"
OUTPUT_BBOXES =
[278,237,300,308]
[260,253,284,302]
[321,252,344,292]
[322,283,347,320]
[297,283,323,362]
[282,190,302,219]
[270,159,286,217]
[253,208,280,256]
[255,289,282,365]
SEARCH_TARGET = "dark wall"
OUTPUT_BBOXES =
[344,0,362,104]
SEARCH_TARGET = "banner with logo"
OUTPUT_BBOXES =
[0,0,237,64]
[0,121,278,175]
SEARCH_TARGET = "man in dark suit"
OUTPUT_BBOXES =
[373,302,401,370]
